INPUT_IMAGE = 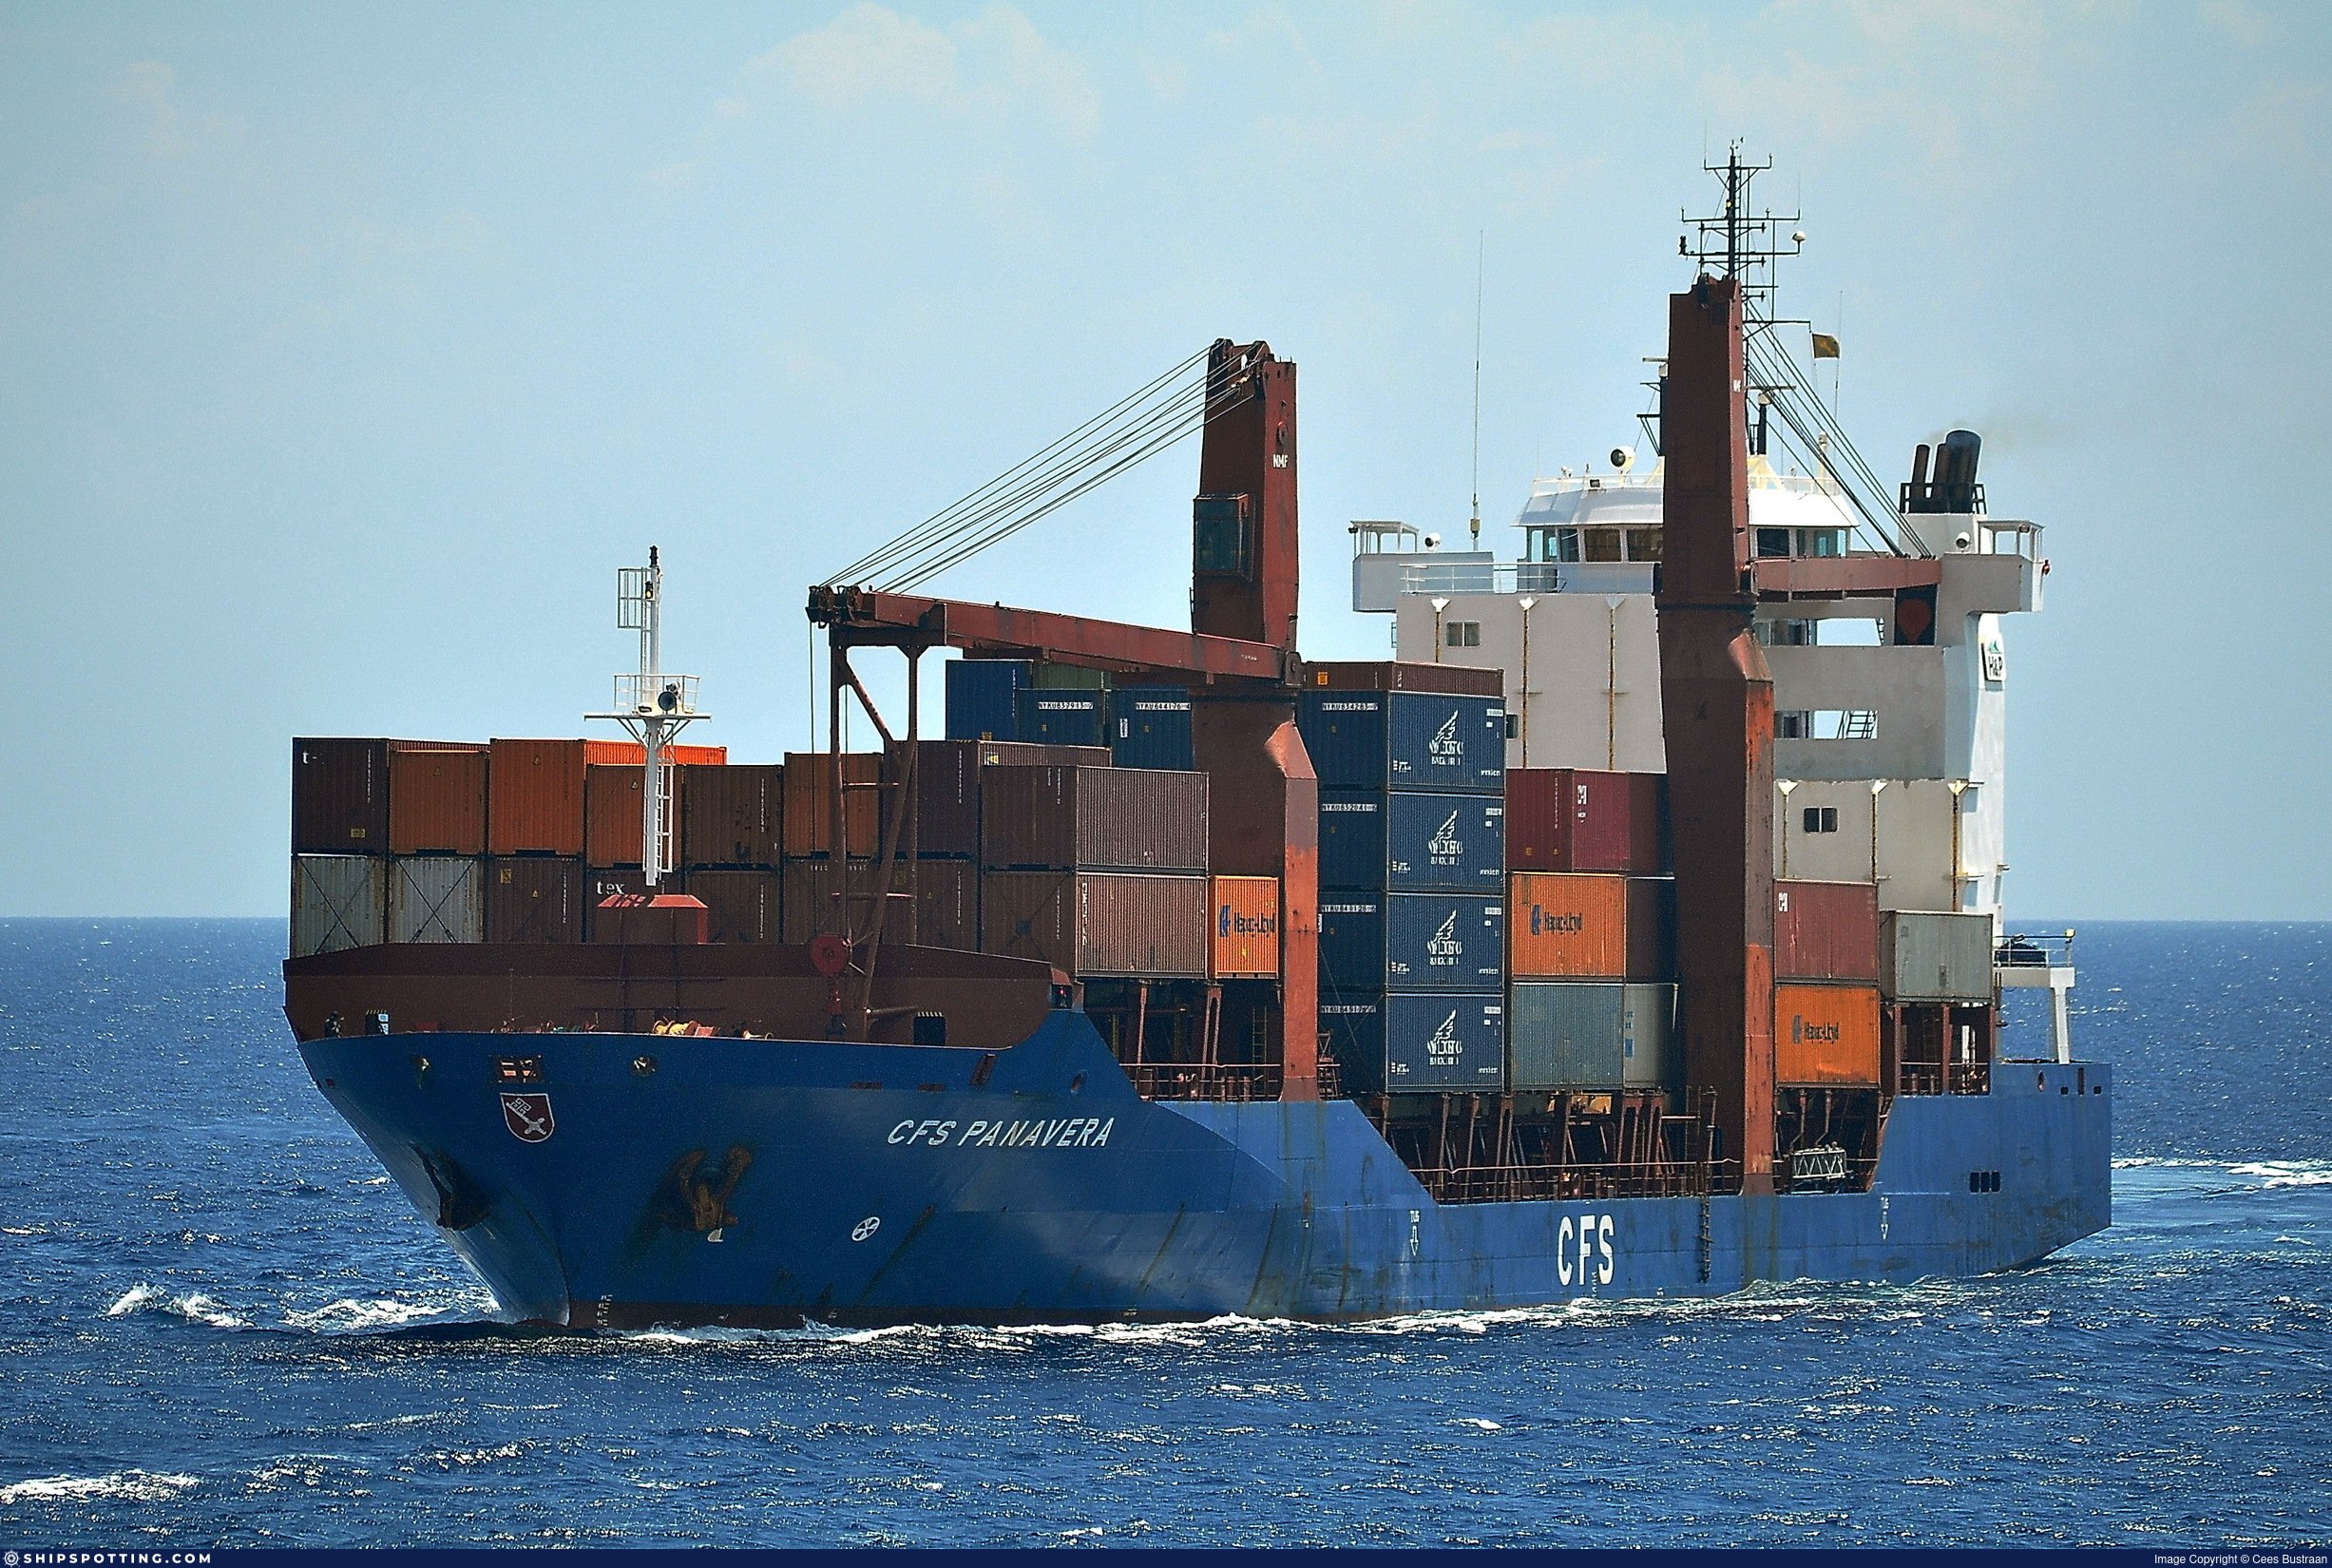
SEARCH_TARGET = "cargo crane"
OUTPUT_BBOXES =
[807,340,1323,1098]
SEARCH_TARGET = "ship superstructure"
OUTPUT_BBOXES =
[284,156,2108,1328]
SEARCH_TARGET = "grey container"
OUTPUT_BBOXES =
[1881,911,1996,1001]
[388,856,486,944]
[291,853,387,957]
[1508,981,1677,1092]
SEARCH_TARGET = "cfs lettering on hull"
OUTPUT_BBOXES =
[887,1116,1117,1150]
[1556,1213,1616,1288]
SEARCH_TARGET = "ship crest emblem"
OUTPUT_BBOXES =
[500,1092,555,1143]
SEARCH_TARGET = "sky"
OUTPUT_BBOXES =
[2,1,2327,919]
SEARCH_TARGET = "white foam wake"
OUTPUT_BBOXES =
[0,1470,198,1505]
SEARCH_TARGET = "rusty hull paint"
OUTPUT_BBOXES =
[1657,276,1778,1194]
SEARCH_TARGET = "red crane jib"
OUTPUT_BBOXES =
[807,584,1292,686]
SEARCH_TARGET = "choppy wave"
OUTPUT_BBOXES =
[0,1469,198,1505]
[2113,1156,2332,1188]
[105,1283,491,1336]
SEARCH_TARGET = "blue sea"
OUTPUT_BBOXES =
[0,919,2324,1549]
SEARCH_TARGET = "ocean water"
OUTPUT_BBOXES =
[0,918,2324,1548]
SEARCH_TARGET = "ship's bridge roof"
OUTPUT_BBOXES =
[1519,457,1856,532]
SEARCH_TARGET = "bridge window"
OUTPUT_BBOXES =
[1445,621,1481,649]
[1756,527,1792,558]
[1583,527,1623,562]
[1538,528,1581,563]
[1803,806,1839,834]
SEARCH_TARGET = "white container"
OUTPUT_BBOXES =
[291,854,386,957]
[389,856,485,944]
[1881,910,1995,1002]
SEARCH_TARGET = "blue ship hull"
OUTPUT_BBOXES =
[300,1012,2111,1327]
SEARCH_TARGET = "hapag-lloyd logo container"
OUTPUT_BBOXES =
[1791,1013,1842,1044]
[1530,904,1585,935]
[1218,905,1278,937]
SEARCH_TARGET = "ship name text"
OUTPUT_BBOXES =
[888,1116,1116,1150]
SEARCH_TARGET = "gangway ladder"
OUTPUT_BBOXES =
[586,546,710,888]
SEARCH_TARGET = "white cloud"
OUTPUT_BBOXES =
[734,2,1100,139]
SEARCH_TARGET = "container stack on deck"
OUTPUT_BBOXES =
[1502,768,1677,1096]
[1300,666,1507,1094]
[291,736,725,957]
[946,658,1196,771]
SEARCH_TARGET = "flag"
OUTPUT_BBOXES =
[1810,332,1841,359]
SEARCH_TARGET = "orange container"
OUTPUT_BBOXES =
[782,753,883,858]
[583,739,727,767]
[1210,875,1280,979]
[388,742,487,855]
[1508,872,1673,979]
[1773,983,1883,1085]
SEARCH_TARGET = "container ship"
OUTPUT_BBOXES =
[289,158,2109,1327]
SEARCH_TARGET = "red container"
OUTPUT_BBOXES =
[292,738,389,853]
[486,856,583,944]
[1505,769,1663,872]
[679,764,784,869]
[388,743,487,855]
[1775,879,1882,983]
[684,869,780,942]
[979,870,1208,977]
[891,740,1112,858]
[980,766,1209,871]
[590,892,710,945]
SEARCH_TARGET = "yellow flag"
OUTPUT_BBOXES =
[1810,332,1841,359]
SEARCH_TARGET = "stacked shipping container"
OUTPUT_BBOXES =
[1771,878,1885,1085]
[1300,674,1507,1093]
[976,764,1210,977]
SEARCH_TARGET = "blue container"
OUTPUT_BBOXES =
[1016,688,1107,749]
[1320,990,1505,1094]
[1319,791,1504,892]
[1319,892,1504,992]
[1298,691,1504,794]
[1109,686,1195,771]
[946,660,1030,741]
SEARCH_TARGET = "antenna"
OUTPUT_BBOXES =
[587,545,710,888]
[1470,231,1484,548]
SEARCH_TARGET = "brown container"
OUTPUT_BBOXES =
[980,870,1209,977]
[980,766,1209,870]
[780,857,909,942]
[679,763,784,869]
[486,856,583,944]
[1210,875,1281,979]
[489,740,586,856]
[783,753,884,858]
[891,740,1112,858]
[590,892,710,945]
[1774,983,1883,1085]
[387,743,487,855]
[1303,660,1503,698]
[685,869,780,942]
[1505,769,1663,872]
[292,738,389,853]
[1507,872,1673,979]
[910,857,980,950]
[1776,879,1882,983]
